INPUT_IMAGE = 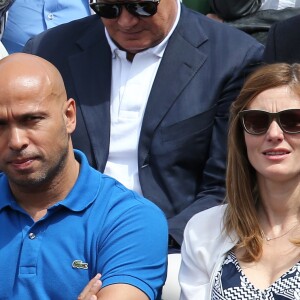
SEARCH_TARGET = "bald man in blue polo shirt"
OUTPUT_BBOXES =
[0,53,167,300]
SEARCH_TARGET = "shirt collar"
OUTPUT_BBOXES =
[0,150,101,213]
[106,0,181,59]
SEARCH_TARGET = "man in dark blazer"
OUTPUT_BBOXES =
[23,1,263,254]
[264,14,300,63]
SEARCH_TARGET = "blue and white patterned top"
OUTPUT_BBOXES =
[212,251,300,300]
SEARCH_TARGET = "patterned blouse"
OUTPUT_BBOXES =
[212,251,300,299]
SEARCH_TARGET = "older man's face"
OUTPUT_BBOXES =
[100,0,178,55]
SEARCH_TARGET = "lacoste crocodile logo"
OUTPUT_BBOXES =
[72,260,88,270]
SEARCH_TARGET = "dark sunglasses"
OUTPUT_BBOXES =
[239,109,300,135]
[90,0,160,19]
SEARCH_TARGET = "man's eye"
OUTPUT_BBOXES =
[26,116,43,122]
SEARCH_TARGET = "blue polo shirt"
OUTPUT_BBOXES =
[0,150,168,299]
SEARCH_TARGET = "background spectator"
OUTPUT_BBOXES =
[2,0,92,53]
[208,0,300,44]
[264,14,300,63]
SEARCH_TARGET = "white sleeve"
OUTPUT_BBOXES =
[179,205,231,300]
[179,219,211,300]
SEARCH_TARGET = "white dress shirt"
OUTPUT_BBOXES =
[104,1,181,195]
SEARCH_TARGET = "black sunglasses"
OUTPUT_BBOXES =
[90,0,160,19]
[239,109,300,135]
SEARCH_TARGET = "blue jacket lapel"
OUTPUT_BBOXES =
[69,17,112,171]
[139,6,208,167]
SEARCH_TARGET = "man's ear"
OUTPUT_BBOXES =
[64,98,76,134]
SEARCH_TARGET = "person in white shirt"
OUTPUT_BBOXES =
[179,63,300,299]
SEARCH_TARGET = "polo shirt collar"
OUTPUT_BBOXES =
[0,150,102,213]
[54,150,101,212]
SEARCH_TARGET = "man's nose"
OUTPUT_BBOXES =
[117,6,139,27]
[8,126,29,151]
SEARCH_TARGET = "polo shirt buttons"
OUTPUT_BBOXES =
[28,232,36,239]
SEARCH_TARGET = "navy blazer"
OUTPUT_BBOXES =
[264,14,300,63]
[24,6,263,246]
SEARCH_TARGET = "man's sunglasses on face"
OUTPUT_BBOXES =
[90,0,160,19]
[239,109,300,135]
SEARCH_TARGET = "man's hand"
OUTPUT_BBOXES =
[78,274,102,300]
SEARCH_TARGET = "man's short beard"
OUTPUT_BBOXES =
[9,146,69,190]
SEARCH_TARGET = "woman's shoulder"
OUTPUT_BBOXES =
[185,204,227,239]
[180,204,234,300]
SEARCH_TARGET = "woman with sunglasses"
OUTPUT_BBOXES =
[179,63,300,300]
